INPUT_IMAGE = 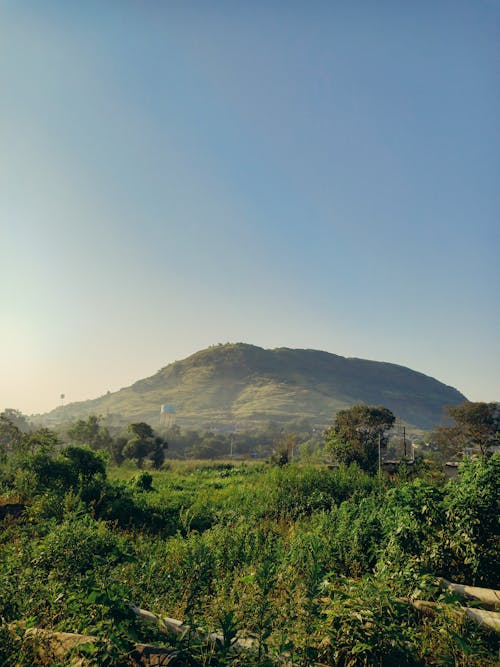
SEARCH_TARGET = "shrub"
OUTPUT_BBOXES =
[442,453,500,585]
[33,515,128,576]
[263,464,376,520]
[129,471,154,492]
[317,580,415,666]
[380,478,445,570]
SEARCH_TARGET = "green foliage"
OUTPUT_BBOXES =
[122,439,151,468]
[16,452,77,496]
[434,401,500,457]
[324,404,395,473]
[0,418,55,464]
[150,441,165,469]
[122,422,167,468]
[67,414,113,451]
[109,436,127,466]
[0,424,62,493]
[380,479,446,572]
[129,471,154,491]
[61,445,107,482]
[14,446,106,497]
[263,463,376,520]
[0,408,31,433]
[33,515,128,576]
[1,452,498,666]
[442,453,500,585]
[317,578,416,666]
[0,414,28,464]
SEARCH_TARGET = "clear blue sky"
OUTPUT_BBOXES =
[1,1,499,415]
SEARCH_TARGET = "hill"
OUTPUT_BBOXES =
[39,343,467,430]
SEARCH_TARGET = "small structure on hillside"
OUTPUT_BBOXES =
[159,403,177,427]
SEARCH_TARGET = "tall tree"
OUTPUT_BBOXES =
[435,402,500,457]
[122,422,167,468]
[67,415,112,451]
[0,409,31,433]
[0,414,24,462]
[324,404,395,473]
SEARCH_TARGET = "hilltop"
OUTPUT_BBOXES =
[39,343,466,429]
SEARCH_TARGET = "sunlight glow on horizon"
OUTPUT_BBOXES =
[1,2,498,415]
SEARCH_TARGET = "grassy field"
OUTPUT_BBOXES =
[1,455,499,665]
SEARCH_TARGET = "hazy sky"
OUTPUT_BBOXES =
[1,1,499,415]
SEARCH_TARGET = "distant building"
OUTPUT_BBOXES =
[160,403,177,427]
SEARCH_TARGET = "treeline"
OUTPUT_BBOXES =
[156,418,320,460]
[2,408,321,464]
[0,410,167,470]
[0,413,180,536]
[2,398,498,470]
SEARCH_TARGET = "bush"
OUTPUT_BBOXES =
[14,447,107,498]
[380,478,445,570]
[129,471,154,491]
[316,578,416,666]
[263,464,376,520]
[33,515,128,576]
[442,453,500,585]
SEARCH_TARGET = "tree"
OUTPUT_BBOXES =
[272,431,297,466]
[19,445,106,496]
[122,422,167,468]
[23,428,60,456]
[324,404,395,473]
[0,409,31,433]
[61,445,106,484]
[434,401,500,458]
[109,436,127,466]
[0,415,24,462]
[150,440,165,469]
[0,417,56,462]
[67,415,113,451]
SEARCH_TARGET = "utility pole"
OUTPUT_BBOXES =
[403,426,407,459]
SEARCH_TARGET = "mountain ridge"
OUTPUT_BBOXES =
[40,343,467,429]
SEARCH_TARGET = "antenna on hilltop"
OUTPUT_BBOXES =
[60,393,65,407]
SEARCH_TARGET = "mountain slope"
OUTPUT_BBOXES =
[42,343,467,429]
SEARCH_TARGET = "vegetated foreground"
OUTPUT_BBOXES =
[1,446,499,666]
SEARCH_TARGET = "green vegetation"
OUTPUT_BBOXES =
[38,343,466,430]
[122,422,168,469]
[0,406,498,665]
[432,401,500,458]
[324,405,396,472]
